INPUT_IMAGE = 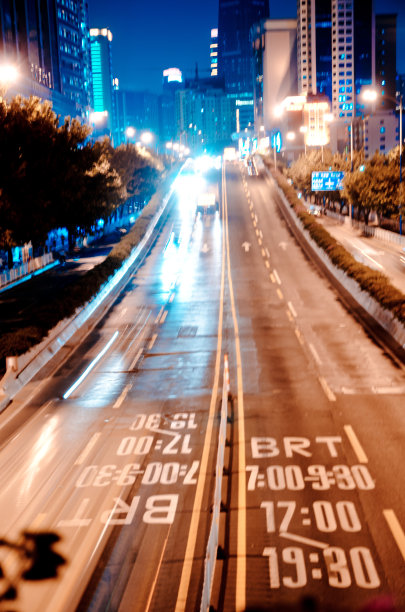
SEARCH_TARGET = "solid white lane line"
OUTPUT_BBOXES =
[383,510,405,562]
[319,377,336,402]
[288,301,297,318]
[74,432,102,466]
[309,343,322,366]
[344,425,368,463]
[113,383,132,409]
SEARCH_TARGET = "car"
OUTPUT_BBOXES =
[309,204,322,217]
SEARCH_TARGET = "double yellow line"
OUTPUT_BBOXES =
[175,162,247,611]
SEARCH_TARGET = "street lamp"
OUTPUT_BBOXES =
[0,64,19,100]
[362,88,403,234]
[125,126,136,141]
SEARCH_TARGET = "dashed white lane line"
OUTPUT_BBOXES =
[265,248,270,258]
[295,328,304,345]
[265,260,270,269]
[383,510,405,562]
[273,269,281,285]
[113,383,132,409]
[276,288,283,300]
[148,333,158,350]
[258,238,263,246]
[255,228,259,236]
[129,347,143,371]
[343,425,368,463]
[261,248,266,257]
[286,310,294,322]
[160,310,168,324]
[154,306,164,324]
[287,301,297,318]
[74,433,102,466]
[319,377,336,402]
[309,343,322,366]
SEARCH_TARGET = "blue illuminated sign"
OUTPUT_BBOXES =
[311,171,345,191]
[271,130,282,153]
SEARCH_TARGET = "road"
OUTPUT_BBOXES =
[0,160,404,611]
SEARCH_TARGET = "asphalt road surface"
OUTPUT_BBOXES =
[0,160,403,612]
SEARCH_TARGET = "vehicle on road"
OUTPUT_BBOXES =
[309,204,322,217]
[196,192,219,215]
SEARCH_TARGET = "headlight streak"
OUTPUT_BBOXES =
[63,330,119,399]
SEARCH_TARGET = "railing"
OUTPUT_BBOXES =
[200,354,230,612]
[323,210,405,248]
[0,252,54,290]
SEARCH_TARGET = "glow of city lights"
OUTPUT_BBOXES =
[90,111,108,125]
[286,131,296,141]
[362,89,378,103]
[140,131,153,145]
[0,64,18,85]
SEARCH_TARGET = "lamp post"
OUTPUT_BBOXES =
[362,88,402,234]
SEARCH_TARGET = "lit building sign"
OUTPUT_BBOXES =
[163,67,182,83]
[312,171,345,191]
[90,28,113,41]
[304,101,331,146]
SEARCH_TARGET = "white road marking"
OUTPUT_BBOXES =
[169,293,175,303]
[113,383,132,409]
[154,306,164,324]
[270,273,275,283]
[265,248,270,258]
[287,301,297,318]
[255,228,259,236]
[258,238,263,246]
[261,248,266,257]
[160,310,168,324]
[383,509,405,562]
[129,347,143,370]
[74,432,102,466]
[318,377,336,402]
[265,260,270,269]
[273,269,281,285]
[309,343,322,366]
[344,425,368,463]
[276,288,283,300]
[295,328,304,345]
[121,307,127,316]
[280,532,329,549]
[286,310,294,322]
[148,333,158,350]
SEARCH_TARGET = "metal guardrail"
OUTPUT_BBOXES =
[323,210,405,248]
[200,354,230,612]
[0,252,55,289]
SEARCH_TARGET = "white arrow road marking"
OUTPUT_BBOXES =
[242,242,251,252]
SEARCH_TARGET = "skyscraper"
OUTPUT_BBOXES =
[218,0,269,130]
[89,28,116,138]
[56,0,92,118]
[375,14,397,112]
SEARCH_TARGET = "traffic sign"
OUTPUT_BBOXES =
[311,171,345,191]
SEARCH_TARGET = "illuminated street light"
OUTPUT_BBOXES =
[0,64,19,99]
[140,131,153,145]
[286,131,296,141]
[362,88,403,234]
[89,111,108,125]
[125,126,136,139]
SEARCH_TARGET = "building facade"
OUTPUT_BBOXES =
[89,27,116,138]
[375,14,397,112]
[218,0,269,130]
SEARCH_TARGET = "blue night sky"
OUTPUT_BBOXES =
[87,0,405,94]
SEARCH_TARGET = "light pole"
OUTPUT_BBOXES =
[362,88,403,234]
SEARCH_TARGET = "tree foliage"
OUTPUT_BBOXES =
[0,96,163,253]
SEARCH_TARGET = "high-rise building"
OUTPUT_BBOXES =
[56,0,92,118]
[218,0,269,131]
[375,14,397,112]
[89,28,116,139]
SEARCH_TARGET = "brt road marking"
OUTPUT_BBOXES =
[344,425,368,463]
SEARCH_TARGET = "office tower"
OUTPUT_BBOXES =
[89,28,116,138]
[218,0,269,130]
[297,0,332,100]
[56,0,92,118]
[252,19,298,134]
[210,28,218,77]
[375,14,397,111]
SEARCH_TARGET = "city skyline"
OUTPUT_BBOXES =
[88,0,405,94]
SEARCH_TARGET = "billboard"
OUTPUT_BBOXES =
[311,171,345,191]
